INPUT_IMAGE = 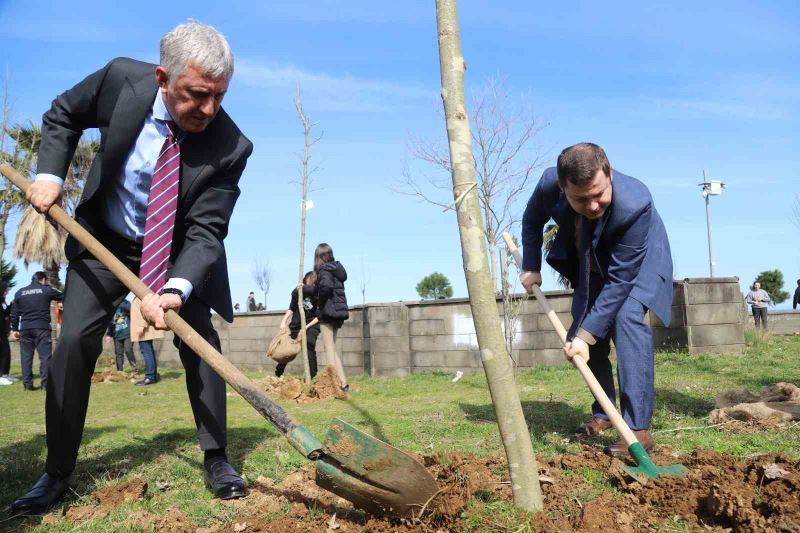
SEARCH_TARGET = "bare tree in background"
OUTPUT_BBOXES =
[399,77,547,290]
[499,234,528,360]
[793,195,800,234]
[294,87,322,384]
[252,259,271,310]
[360,257,369,308]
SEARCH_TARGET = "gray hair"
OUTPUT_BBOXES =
[160,20,234,80]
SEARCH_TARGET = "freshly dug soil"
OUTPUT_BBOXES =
[208,447,800,532]
[263,367,350,403]
[63,477,148,523]
[91,370,140,384]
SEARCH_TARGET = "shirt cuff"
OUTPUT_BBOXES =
[163,278,193,301]
[35,173,65,187]
[575,328,597,345]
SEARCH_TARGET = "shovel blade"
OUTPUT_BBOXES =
[623,442,689,482]
[315,418,439,518]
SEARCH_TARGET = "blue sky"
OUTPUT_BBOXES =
[1,0,798,310]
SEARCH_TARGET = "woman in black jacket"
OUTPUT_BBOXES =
[276,271,320,378]
[314,243,349,391]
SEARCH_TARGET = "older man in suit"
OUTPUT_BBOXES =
[12,21,253,515]
[521,143,673,457]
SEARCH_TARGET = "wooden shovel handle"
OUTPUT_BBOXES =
[1,164,311,448]
[502,232,639,448]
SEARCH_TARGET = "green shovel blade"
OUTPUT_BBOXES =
[622,442,689,482]
[315,418,439,518]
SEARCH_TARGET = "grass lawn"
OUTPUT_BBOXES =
[1,332,798,531]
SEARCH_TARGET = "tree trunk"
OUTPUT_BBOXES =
[0,201,8,258]
[434,0,543,511]
[45,262,60,288]
[296,89,313,385]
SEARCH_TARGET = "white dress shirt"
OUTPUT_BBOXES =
[35,92,192,299]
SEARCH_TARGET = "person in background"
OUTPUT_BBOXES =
[256,303,264,311]
[10,272,64,391]
[107,300,137,371]
[131,297,163,386]
[277,271,320,378]
[233,303,241,313]
[314,243,350,391]
[0,281,15,385]
[745,281,771,330]
[792,279,800,311]
[247,292,256,312]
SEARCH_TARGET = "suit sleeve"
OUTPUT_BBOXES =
[579,202,652,339]
[170,141,253,292]
[521,177,551,272]
[37,60,115,179]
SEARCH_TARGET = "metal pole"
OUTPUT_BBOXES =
[705,192,714,277]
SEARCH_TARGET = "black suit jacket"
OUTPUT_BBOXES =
[37,57,252,322]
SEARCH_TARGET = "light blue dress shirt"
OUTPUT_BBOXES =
[35,92,192,299]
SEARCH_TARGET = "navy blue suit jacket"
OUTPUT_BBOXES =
[521,167,673,339]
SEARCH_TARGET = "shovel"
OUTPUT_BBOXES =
[1,163,439,517]
[502,232,688,481]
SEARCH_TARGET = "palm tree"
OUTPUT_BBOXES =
[543,223,570,289]
[9,126,98,287]
[13,206,65,287]
[0,122,41,258]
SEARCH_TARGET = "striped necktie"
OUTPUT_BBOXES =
[139,121,180,292]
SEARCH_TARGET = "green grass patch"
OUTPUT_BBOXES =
[0,334,798,530]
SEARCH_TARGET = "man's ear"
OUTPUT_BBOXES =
[155,66,170,90]
[608,166,613,182]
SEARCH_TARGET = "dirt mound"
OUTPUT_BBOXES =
[263,367,350,403]
[64,477,148,523]
[91,370,139,384]
[311,367,349,401]
[92,477,147,509]
[128,508,196,532]
[711,382,800,424]
[212,448,800,532]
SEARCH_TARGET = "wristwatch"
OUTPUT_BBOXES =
[158,287,186,304]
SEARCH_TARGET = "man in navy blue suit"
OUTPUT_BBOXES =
[521,143,673,456]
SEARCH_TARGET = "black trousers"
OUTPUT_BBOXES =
[0,332,10,375]
[45,232,227,478]
[275,326,320,378]
[20,328,53,388]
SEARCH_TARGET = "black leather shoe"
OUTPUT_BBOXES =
[135,377,158,386]
[204,461,245,500]
[10,473,69,515]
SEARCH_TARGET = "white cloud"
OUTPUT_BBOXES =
[236,59,433,113]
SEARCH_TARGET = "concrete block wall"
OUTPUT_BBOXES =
[744,310,800,335]
[682,277,745,354]
[143,277,748,376]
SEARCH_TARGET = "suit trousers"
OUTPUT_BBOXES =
[45,231,227,478]
[585,295,655,431]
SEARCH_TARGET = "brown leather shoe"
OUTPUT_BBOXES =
[604,430,654,457]
[575,416,613,436]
